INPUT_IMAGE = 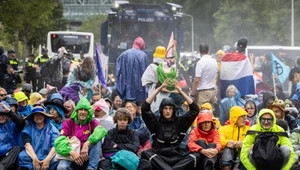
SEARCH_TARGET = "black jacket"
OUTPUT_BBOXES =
[4,73,21,94]
[102,127,139,154]
[141,100,199,156]
[257,91,275,112]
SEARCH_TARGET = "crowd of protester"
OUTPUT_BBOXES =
[1,36,300,170]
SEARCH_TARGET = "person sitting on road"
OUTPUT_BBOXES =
[44,93,65,131]
[92,99,114,131]
[241,109,295,170]
[14,92,32,117]
[99,108,151,170]
[55,98,107,170]
[141,79,200,170]
[188,112,222,170]
[268,99,297,133]
[125,101,151,154]
[18,106,59,170]
[218,106,250,170]
[0,102,25,170]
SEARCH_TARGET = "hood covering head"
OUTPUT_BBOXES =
[29,92,43,105]
[257,108,277,131]
[44,93,64,108]
[46,104,65,119]
[159,98,176,118]
[244,100,257,118]
[92,99,109,115]
[200,103,213,113]
[262,91,275,106]
[132,37,145,50]
[4,97,18,108]
[70,98,93,125]
[229,106,248,125]
[197,112,214,129]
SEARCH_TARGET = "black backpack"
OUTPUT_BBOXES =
[246,130,288,170]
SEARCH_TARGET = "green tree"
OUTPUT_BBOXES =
[213,0,293,46]
[0,0,67,58]
[78,15,107,43]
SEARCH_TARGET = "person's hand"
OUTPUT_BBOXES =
[70,150,84,166]
[208,148,219,158]
[80,143,89,162]
[0,102,10,112]
[32,158,41,170]
[40,158,51,170]
[226,140,235,148]
[200,149,211,158]
[249,53,255,61]
[235,141,243,148]
[174,81,183,94]
[160,78,170,89]
[113,144,118,149]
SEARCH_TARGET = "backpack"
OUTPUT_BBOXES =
[247,130,288,170]
[111,150,140,170]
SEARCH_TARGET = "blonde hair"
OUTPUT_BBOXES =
[226,85,236,94]
[0,88,7,94]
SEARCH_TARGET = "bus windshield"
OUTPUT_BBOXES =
[50,33,91,54]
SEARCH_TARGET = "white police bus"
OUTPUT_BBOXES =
[47,31,94,59]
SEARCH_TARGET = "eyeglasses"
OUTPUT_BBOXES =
[260,118,273,123]
[0,94,7,97]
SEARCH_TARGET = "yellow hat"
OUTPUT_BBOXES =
[216,50,225,56]
[14,92,28,102]
[200,103,213,112]
[153,46,166,59]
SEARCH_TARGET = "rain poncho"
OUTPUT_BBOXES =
[219,89,245,125]
[46,104,65,130]
[157,62,177,91]
[128,114,150,146]
[218,106,250,148]
[67,65,96,101]
[0,120,21,156]
[241,109,295,170]
[18,114,59,170]
[292,82,300,100]
[18,104,32,117]
[116,37,149,103]
[54,98,107,156]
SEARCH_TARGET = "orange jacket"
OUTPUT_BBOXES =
[188,113,222,152]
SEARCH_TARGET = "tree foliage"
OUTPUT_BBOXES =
[213,0,297,47]
[0,0,67,57]
[77,15,107,43]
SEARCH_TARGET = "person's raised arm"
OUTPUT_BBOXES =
[174,81,193,105]
[145,78,169,104]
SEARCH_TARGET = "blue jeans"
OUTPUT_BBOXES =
[57,140,102,170]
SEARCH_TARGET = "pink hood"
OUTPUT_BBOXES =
[132,37,145,50]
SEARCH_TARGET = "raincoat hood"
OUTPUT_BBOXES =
[263,91,275,106]
[275,83,283,93]
[229,106,248,125]
[132,37,145,50]
[46,104,65,119]
[29,92,42,105]
[200,103,213,112]
[159,98,176,119]
[4,97,18,108]
[256,108,277,131]
[70,98,93,125]
[245,100,257,118]
[197,113,215,130]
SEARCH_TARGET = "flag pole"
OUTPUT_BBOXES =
[272,73,277,98]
